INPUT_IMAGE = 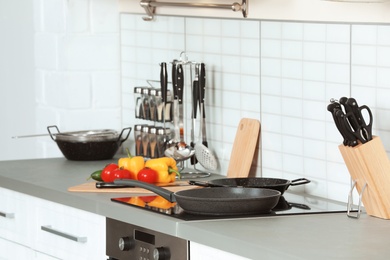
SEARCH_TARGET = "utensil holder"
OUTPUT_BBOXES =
[339,136,390,219]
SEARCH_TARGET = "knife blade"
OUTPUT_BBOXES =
[177,64,185,142]
[95,181,190,189]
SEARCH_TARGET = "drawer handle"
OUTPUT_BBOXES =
[41,225,87,243]
[0,211,15,219]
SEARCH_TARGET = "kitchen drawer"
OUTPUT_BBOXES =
[32,199,107,259]
[0,237,32,260]
[32,198,106,260]
[0,188,31,246]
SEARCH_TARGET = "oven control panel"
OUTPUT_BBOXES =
[106,218,188,260]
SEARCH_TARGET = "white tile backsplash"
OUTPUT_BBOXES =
[4,0,389,202]
[118,14,390,201]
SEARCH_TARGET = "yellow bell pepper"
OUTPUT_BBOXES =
[118,148,145,179]
[144,157,180,183]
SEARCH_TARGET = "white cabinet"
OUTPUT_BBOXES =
[0,238,32,260]
[0,188,106,260]
[0,187,32,246]
[190,241,250,260]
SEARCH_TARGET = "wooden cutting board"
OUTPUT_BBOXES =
[227,118,261,178]
[68,181,199,194]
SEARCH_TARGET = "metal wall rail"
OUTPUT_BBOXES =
[140,0,248,21]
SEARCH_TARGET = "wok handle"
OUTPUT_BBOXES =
[114,179,176,202]
[290,178,311,186]
[47,125,60,141]
[116,127,132,144]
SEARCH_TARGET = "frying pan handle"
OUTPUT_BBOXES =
[114,179,176,202]
[290,178,311,186]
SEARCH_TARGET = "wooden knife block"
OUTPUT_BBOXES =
[339,136,390,219]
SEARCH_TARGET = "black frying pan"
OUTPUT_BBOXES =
[190,177,310,195]
[113,179,281,216]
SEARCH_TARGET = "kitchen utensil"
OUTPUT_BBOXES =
[67,181,198,194]
[95,181,190,188]
[160,62,168,126]
[189,177,310,195]
[47,125,131,161]
[171,61,180,142]
[198,63,208,148]
[328,97,373,146]
[193,73,218,170]
[114,179,281,216]
[164,142,195,161]
[12,133,51,139]
[227,118,261,178]
[177,64,185,142]
[190,65,199,165]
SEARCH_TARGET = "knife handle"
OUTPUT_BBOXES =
[192,80,198,119]
[199,63,205,108]
[171,61,178,99]
[96,182,131,188]
[160,62,168,103]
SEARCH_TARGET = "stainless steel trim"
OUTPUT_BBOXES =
[41,225,87,243]
[0,211,15,219]
[140,0,248,21]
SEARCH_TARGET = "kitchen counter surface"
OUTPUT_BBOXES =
[1,157,389,259]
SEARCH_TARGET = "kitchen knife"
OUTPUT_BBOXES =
[199,63,208,147]
[95,181,190,189]
[160,62,168,123]
[177,64,185,142]
[171,61,180,141]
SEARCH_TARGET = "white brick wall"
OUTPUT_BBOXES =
[34,0,121,158]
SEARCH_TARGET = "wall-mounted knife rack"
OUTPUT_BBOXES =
[140,0,248,21]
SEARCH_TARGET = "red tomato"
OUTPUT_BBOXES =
[101,163,134,182]
[101,163,118,183]
[137,167,158,183]
[111,168,133,181]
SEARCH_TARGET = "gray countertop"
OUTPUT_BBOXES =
[1,157,390,259]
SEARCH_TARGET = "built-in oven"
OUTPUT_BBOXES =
[106,218,188,260]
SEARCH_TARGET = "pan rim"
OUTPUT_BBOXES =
[175,187,281,201]
[209,177,291,187]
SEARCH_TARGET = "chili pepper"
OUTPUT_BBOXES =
[144,157,180,183]
[147,195,176,209]
[118,148,145,178]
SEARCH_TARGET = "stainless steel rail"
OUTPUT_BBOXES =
[140,0,248,21]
